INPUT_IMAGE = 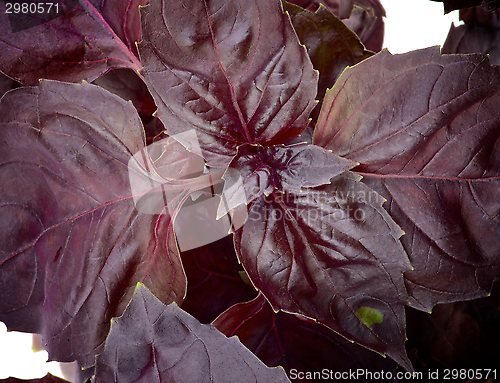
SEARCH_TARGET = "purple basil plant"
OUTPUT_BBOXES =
[0,0,499,381]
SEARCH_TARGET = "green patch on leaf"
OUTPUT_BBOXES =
[356,307,383,328]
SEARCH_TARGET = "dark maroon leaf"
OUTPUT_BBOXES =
[460,6,500,26]
[0,72,19,99]
[234,172,413,370]
[374,193,500,311]
[92,69,156,116]
[283,1,373,108]
[284,0,351,16]
[0,374,68,383]
[174,183,249,255]
[431,0,500,13]
[218,143,357,218]
[0,0,144,85]
[442,8,500,65]
[285,0,355,18]
[214,293,399,382]
[313,47,500,311]
[286,0,385,52]
[94,283,292,382]
[406,281,500,370]
[342,2,385,53]
[442,24,500,66]
[413,304,480,367]
[0,80,193,367]
[180,235,257,324]
[142,117,168,147]
[138,0,318,167]
[353,0,385,18]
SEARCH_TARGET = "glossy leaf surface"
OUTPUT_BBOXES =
[234,172,413,369]
[214,294,398,381]
[138,0,318,167]
[0,80,188,367]
[218,143,357,218]
[94,284,291,382]
[314,47,500,311]
[0,0,144,85]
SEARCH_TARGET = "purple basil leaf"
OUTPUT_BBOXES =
[364,181,500,311]
[214,293,398,381]
[460,6,500,26]
[313,47,500,311]
[285,0,354,17]
[283,1,373,108]
[442,24,500,66]
[94,283,292,382]
[342,2,385,53]
[217,143,357,219]
[431,0,500,13]
[0,375,69,383]
[92,68,156,116]
[181,236,257,324]
[442,7,500,65]
[406,282,500,369]
[0,0,145,85]
[0,80,192,367]
[138,0,318,167]
[285,0,385,52]
[234,172,413,370]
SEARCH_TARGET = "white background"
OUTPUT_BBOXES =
[0,0,460,381]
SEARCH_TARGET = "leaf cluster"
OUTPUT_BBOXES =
[0,0,499,382]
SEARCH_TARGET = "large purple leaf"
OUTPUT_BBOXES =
[214,293,398,382]
[0,0,145,85]
[0,80,193,367]
[313,47,500,311]
[138,0,318,167]
[283,1,373,109]
[234,172,413,370]
[217,143,357,218]
[94,283,292,382]
[180,236,257,324]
